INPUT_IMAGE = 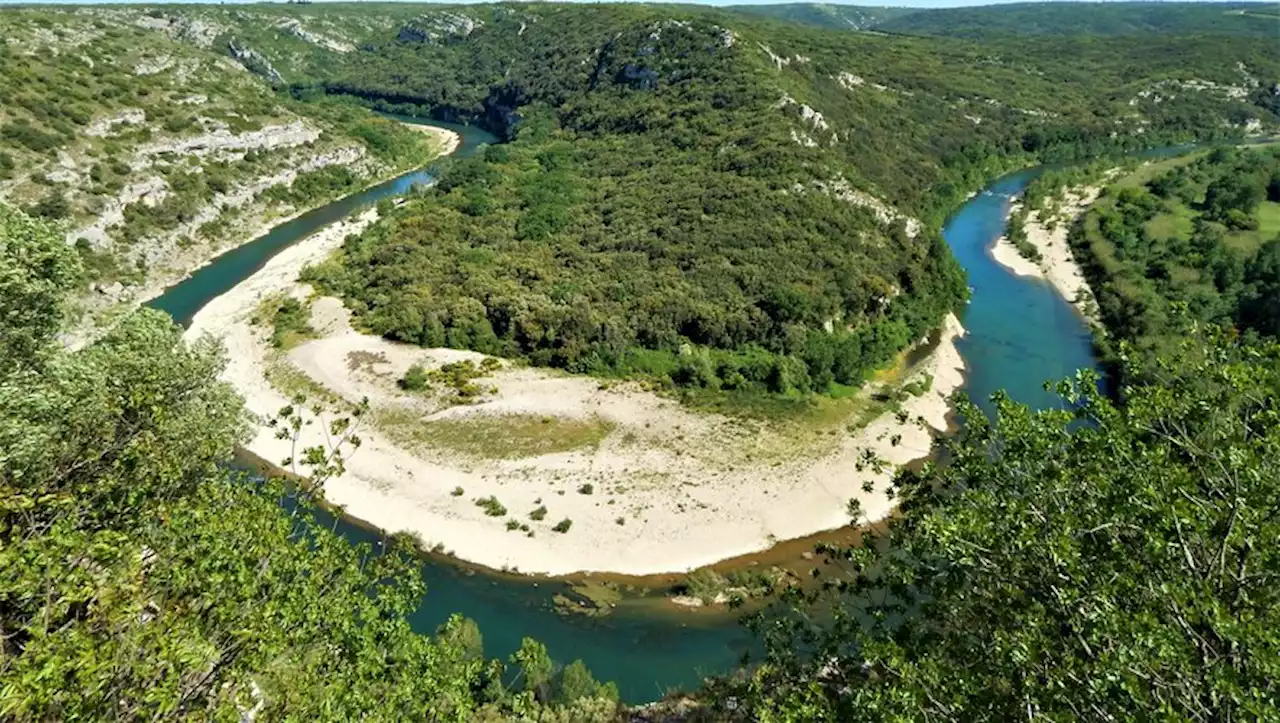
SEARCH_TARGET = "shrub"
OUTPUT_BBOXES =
[552,518,572,534]
[505,519,520,531]
[400,362,431,391]
[529,505,547,521]
[268,297,312,349]
[577,483,594,495]
[902,373,934,397]
[450,486,464,497]
[475,496,507,517]
[26,191,70,220]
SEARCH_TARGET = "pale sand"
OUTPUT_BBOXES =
[399,121,462,157]
[989,187,1103,324]
[188,211,966,576]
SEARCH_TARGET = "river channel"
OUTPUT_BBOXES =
[147,119,1105,702]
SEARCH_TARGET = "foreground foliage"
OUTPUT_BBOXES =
[0,205,621,720]
[737,326,1280,720]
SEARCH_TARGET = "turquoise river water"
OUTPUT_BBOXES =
[147,119,1108,702]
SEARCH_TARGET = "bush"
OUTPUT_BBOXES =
[26,191,69,220]
[529,505,547,521]
[450,486,464,496]
[268,297,313,349]
[552,518,572,534]
[902,373,934,397]
[400,362,431,391]
[577,483,594,495]
[475,496,507,517]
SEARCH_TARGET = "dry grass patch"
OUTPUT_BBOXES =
[373,410,616,460]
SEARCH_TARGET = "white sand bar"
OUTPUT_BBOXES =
[989,186,1104,324]
[189,207,966,577]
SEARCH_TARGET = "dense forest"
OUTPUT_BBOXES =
[726,3,914,31]
[1070,145,1280,376]
[7,199,1279,720]
[726,1,1280,36]
[164,1,1280,399]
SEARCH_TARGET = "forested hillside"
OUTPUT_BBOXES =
[727,2,1280,37]
[726,3,913,31]
[5,3,1280,721]
[0,201,622,721]
[127,1,1280,399]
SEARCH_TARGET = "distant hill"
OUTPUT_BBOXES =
[877,2,1280,38]
[726,3,914,30]
[729,2,1280,38]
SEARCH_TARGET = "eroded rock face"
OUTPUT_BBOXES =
[397,11,483,44]
[136,120,320,158]
[228,39,283,84]
[812,177,923,240]
[275,18,355,53]
[85,108,147,137]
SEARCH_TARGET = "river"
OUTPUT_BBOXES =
[147,120,1104,702]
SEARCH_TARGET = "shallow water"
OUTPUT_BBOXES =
[147,124,1106,702]
[946,170,1101,416]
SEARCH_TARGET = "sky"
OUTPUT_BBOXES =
[0,0,1259,8]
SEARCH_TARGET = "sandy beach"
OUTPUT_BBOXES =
[187,207,966,575]
[400,121,463,157]
[990,187,1103,324]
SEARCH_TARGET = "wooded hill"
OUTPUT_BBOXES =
[145,2,1280,399]
[5,4,1280,722]
[875,1,1280,39]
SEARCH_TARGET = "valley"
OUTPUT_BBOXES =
[3,1,1280,719]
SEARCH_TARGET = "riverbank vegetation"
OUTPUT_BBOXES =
[0,8,443,335]
[733,324,1280,720]
[8,2,1280,719]
[1070,145,1280,377]
[11,195,1279,718]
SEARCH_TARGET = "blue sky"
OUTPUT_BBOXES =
[0,0,1259,8]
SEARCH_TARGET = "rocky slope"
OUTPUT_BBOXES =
[0,7,441,342]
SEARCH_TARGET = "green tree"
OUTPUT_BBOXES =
[0,202,610,722]
[555,659,620,706]
[512,638,555,701]
[1242,237,1280,336]
[0,203,80,374]
[1203,173,1265,224]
